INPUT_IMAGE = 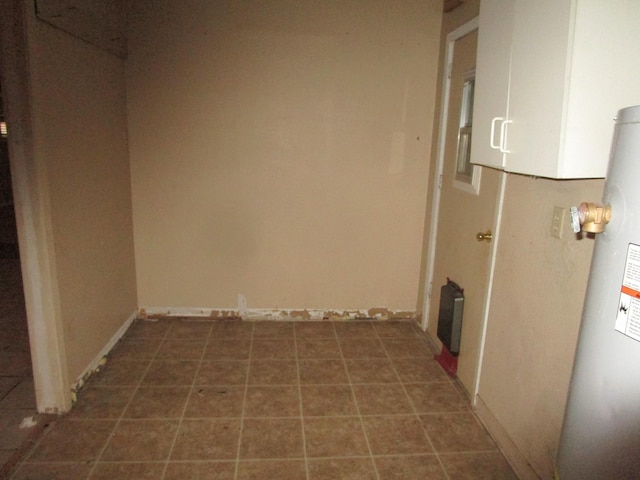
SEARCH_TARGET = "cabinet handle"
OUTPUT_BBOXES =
[499,119,512,154]
[490,117,504,150]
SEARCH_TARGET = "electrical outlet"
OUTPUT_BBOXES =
[551,206,566,239]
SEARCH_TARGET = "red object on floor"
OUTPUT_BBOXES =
[434,344,458,377]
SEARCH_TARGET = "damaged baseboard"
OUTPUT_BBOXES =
[70,310,137,399]
[69,306,417,399]
[138,306,416,322]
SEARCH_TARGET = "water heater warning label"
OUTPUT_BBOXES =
[615,243,640,341]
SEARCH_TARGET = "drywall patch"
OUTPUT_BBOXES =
[139,306,417,322]
[209,310,241,320]
[368,308,415,320]
[140,306,240,320]
[323,310,372,320]
[367,307,393,319]
[237,294,247,316]
[286,310,313,321]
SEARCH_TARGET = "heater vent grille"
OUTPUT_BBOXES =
[437,279,464,355]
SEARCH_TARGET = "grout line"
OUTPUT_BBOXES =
[87,319,172,480]
[294,323,314,480]
[379,332,451,480]
[15,450,499,466]
[10,337,166,478]
[339,327,382,480]
[13,321,506,479]
[5,416,58,479]
[233,321,255,480]
[159,320,214,480]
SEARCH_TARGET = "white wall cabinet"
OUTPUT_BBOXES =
[471,0,640,179]
[470,0,514,171]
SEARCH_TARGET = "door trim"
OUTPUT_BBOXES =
[0,0,71,413]
[472,171,505,402]
[421,16,506,402]
[421,17,479,332]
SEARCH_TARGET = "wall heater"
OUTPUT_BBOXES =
[434,279,464,376]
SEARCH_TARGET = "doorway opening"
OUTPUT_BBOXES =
[0,83,37,467]
[421,16,505,401]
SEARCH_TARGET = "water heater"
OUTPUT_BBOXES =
[557,105,640,478]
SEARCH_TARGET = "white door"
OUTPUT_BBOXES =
[423,19,505,397]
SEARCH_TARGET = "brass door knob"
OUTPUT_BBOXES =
[476,230,493,242]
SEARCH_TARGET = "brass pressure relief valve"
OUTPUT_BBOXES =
[570,202,612,234]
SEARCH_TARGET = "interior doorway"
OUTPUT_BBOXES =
[0,0,71,415]
[0,84,37,466]
[422,17,506,399]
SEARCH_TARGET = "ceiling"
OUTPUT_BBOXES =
[34,0,461,58]
[35,0,127,58]
[443,0,465,13]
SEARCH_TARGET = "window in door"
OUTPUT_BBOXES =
[453,69,481,194]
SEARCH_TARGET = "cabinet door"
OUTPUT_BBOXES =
[506,0,573,177]
[470,0,514,170]
[560,0,640,179]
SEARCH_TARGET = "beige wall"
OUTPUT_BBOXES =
[478,174,603,477]
[127,1,442,314]
[8,2,601,467]
[24,4,137,385]
[419,1,606,477]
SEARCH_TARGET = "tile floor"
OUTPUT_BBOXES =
[6,317,517,479]
[0,251,41,478]
[1,200,52,477]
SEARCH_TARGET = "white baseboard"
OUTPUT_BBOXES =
[138,306,416,322]
[70,310,137,395]
[474,394,541,480]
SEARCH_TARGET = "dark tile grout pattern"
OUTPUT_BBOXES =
[1,106,43,478]
[8,318,517,479]
[0,255,39,478]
